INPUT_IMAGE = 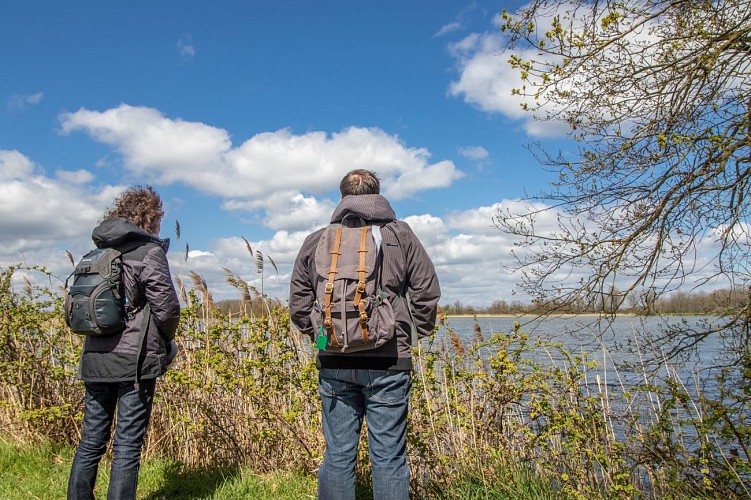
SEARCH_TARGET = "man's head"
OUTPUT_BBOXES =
[340,169,380,197]
[103,185,164,235]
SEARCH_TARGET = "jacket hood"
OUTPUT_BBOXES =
[330,194,396,223]
[92,217,169,252]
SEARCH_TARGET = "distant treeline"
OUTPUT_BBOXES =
[440,286,748,316]
[213,297,284,318]
[209,287,747,318]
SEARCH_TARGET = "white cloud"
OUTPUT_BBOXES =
[0,150,36,179]
[0,153,110,247]
[146,200,532,306]
[0,150,126,277]
[445,205,499,235]
[59,105,231,181]
[177,34,196,60]
[167,208,519,306]
[188,250,213,258]
[59,104,464,231]
[446,9,576,138]
[445,200,550,235]
[221,191,336,232]
[227,126,464,201]
[7,92,44,110]
[0,146,733,308]
[384,160,463,199]
[433,22,461,38]
[253,193,335,232]
[398,206,523,304]
[0,106,698,309]
[170,230,312,303]
[448,32,547,130]
[447,6,686,139]
[177,206,510,307]
[458,145,488,161]
[166,200,568,306]
[433,3,485,39]
[26,92,44,105]
[402,214,446,247]
[56,169,95,184]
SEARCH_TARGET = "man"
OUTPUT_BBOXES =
[68,186,181,500]
[289,169,441,500]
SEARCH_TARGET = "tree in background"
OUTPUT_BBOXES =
[495,0,751,363]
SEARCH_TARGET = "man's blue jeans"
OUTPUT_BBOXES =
[67,379,156,500]
[317,368,411,500]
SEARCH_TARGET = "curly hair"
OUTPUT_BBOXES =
[339,169,380,196]
[102,185,164,235]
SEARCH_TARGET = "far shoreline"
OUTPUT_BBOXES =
[443,312,716,319]
[445,313,638,318]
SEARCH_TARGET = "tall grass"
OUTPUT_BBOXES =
[0,264,749,498]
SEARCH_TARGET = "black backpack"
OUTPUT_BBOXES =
[65,247,128,336]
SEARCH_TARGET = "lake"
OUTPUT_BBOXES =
[431,314,743,455]
[436,315,728,397]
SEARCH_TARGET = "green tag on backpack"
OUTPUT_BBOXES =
[316,325,327,350]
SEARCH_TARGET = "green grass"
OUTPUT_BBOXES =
[0,439,74,499]
[0,439,315,499]
[428,466,557,500]
[0,439,562,499]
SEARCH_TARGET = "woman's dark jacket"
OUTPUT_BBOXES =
[78,217,181,383]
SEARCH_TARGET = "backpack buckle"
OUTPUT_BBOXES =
[356,281,366,293]
[359,312,368,325]
[324,282,334,294]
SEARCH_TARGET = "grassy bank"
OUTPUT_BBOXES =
[0,439,314,499]
[0,440,557,499]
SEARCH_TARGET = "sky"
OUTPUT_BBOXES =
[1,0,574,307]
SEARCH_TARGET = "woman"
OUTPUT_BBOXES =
[68,186,181,500]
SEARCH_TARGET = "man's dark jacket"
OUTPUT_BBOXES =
[289,194,441,370]
[78,217,181,382]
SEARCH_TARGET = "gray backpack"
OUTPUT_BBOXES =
[312,219,395,352]
[64,247,127,336]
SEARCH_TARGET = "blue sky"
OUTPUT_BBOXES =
[1,0,572,306]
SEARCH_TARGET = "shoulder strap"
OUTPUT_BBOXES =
[354,226,370,344]
[322,227,342,348]
[134,303,151,389]
[115,241,154,387]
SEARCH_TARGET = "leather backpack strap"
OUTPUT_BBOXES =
[323,227,342,347]
[354,226,370,343]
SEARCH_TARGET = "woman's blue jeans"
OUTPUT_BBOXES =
[317,368,411,500]
[67,379,156,500]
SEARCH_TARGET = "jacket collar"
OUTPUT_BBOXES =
[330,194,396,223]
[92,217,169,251]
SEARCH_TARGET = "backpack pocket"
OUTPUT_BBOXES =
[65,281,125,336]
[363,295,396,348]
[312,293,396,353]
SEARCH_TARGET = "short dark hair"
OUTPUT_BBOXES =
[340,169,380,196]
[102,185,164,234]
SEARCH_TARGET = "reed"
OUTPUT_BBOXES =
[0,264,748,498]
